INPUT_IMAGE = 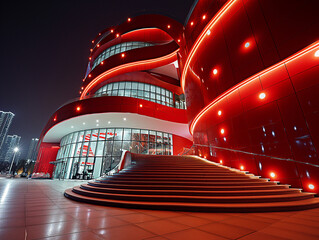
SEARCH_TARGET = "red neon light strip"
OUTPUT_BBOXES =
[81,50,179,99]
[181,0,237,91]
[190,41,319,135]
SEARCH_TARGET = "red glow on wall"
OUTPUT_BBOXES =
[181,0,238,90]
[190,41,319,134]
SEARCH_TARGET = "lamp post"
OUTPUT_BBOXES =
[8,147,19,175]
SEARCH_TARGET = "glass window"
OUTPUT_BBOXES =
[91,129,99,141]
[114,128,123,141]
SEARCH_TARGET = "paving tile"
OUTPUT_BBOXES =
[94,225,155,240]
[115,212,159,223]
[26,221,87,239]
[164,228,229,240]
[268,221,319,236]
[260,226,318,240]
[185,212,233,222]
[221,216,271,230]
[168,215,212,227]
[80,216,129,229]
[38,231,104,240]
[136,219,191,235]
[237,231,288,240]
[197,222,255,239]
[136,209,184,219]
[0,227,26,240]
[0,217,25,228]
[26,214,74,226]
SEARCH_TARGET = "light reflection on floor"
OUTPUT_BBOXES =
[0,178,319,240]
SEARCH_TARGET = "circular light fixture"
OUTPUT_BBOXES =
[207,30,211,35]
[123,118,127,121]
[167,25,171,29]
[259,92,266,99]
[128,18,131,22]
[220,128,225,134]
[202,15,206,20]
[309,184,315,190]
[315,50,319,57]
[245,42,250,48]
[190,21,194,26]
[76,106,81,111]
[14,147,19,152]
[213,69,218,75]
[100,61,104,65]
[270,172,276,178]
[240,165,244,170]
[139,104,143,107]
[218,110,222,116]
[121,53,125,58]
[220,160,223,164]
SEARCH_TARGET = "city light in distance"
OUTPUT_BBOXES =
[218,110,222,116]
[270,172,276,178]
[259,92,266,99]
[308,184,315,190]
[315,50,319,57]
[213,69,218,75]
[245,42,250,48]
[240,165,244,170]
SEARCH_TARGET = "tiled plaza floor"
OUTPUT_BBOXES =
[0,178,319,240]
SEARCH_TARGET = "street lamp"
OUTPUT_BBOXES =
[8,147,19,175]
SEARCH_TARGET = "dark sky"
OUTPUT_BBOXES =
[0,0,194,158]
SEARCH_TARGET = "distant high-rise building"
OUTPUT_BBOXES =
[0,111,15,151]
[0,135,21,163]
[27,138,39,161]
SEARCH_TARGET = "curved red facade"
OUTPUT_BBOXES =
[180,0,319,193]
[34,0,319,193]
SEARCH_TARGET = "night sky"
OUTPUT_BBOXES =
[0,0,194,158]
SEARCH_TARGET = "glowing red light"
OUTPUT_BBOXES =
[259,92,266,99]
[121,53,125,58]
[97,44,100,48]
[110,29,114,33]
[270,172,276,178]
[116,34,120,37]
[202,15,206,20]
[76,106,81,111]
[245,42,250,48]
[128,18,131,22]
[190,21,194,26]
[167,25,171,29]
[218,110,222,116]
[53,117,57,122]
[90,49,93,52]
[213,69,218,75]
[91,40,94,44]
[220,128,225,134]
[81,87,84,90]
[240,165,244,170]
[308,184,315,190]
[177,39,181,43]
[89,57,92,60]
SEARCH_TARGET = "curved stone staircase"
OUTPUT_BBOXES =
[64,155,319,212]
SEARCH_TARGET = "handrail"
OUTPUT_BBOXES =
[180,143,319,168]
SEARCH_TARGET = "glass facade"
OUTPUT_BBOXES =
[95,81,175,107]
[92,41,154,70]
[54,128,173,180]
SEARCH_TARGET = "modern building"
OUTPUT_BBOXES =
[33,0,319,195]
[0,111,14,152]
[0,134,21,164]
[26,138,39,162]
